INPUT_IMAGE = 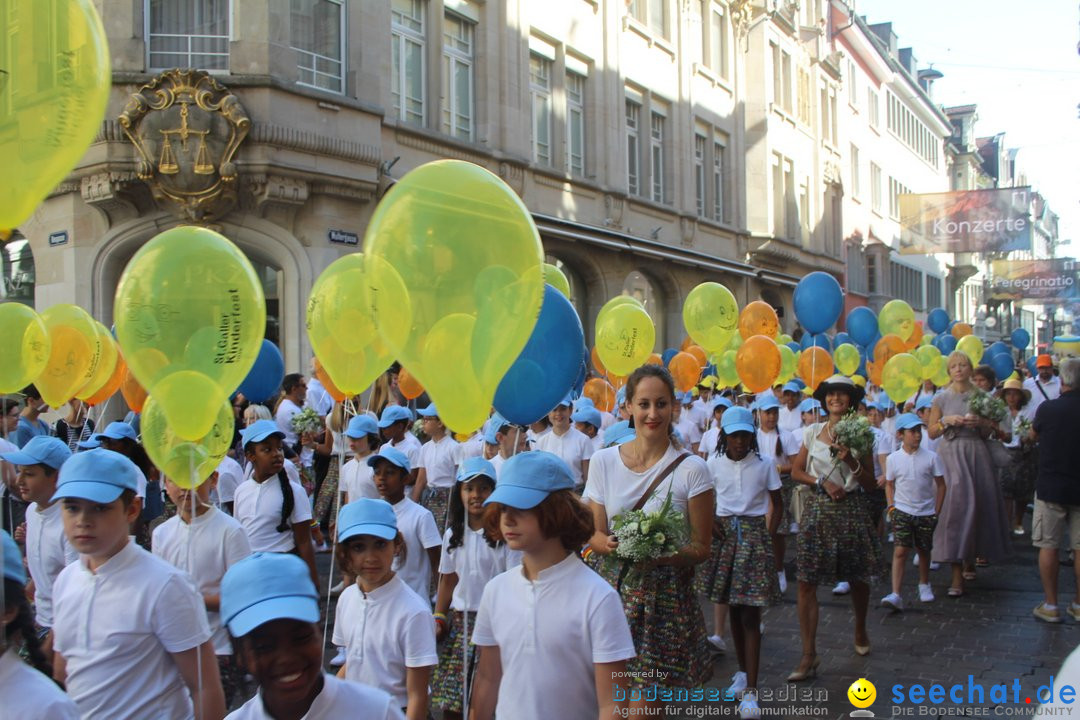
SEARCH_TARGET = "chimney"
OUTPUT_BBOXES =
[868,22,898,57]
[899,47,918,77]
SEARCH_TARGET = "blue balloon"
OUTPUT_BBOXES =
[494,284,586,426]
[990,352,1015,382]
[662,348,678,365]
[1026,356,1038,377]
[985,342,1009,361]
[800,332,832,351]
[933,333,958,355]
[786,341,801,353]
[834,332,852,348]
[572,355,588,398]
[236,339,284,404]
[793,271,844,334]
[926,307,950,334]
[1011,328,1031,351]
[846,307,879,347]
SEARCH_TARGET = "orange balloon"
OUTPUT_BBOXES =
[680,335,695,351]
[583,377,615,413]
[951,322,972,339]
[869,334,907,386]
[398,366,424,401]
[904,321,924,350]
[738,301,779,340]
[735,336,781,393]
[84,355,126,407]
[646,353,663,366]
[685,345,707,368]
[668,351,702,393]
[798,346,833,391]
[313,358,347,403]
[120,364,147,413]
[609,374,627,391]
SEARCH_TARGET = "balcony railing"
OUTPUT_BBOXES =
[293,47,343,94]
[149,33,229,71]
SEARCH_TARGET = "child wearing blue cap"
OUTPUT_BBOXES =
[470,451,636,720]
[332,498,437,719]
[339,415,382,505]
[755,396,801,595]
[701,408,782,718]
[0,529,80,719]
[378,405,421,487]
[881,413,946,610]
[486,415,528,479]
[221,552,403,719]
[673,393,704,455]
[534,396,594,492]
[571,405,604,455]
[412,404,460,534]
[0,436,73,649]
[51,449,225,719]
[431,457,519,719]
[698,397,732,460]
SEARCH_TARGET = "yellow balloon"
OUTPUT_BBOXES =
[716,349,740,389]
[366,160,545,434]
[777,344,797,385]
[882,353,922,404]
[115,226,265,434]
[307,254,395,396]
[141,395,234,489]
[596,304,656,377]
[879,300,916,342]
[834,343,861,377]
[777,334,794,346]
[914,345,943,381]
[956,334,984,366]
[0,303,50,393]
[0,0,110,228]
[683,282,739,355]
[37,304,96,408]
[931,359,951,387]
[543,263,571,298]
[75,322,118,401]
[851,375,866,387]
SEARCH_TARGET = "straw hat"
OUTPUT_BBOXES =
[1000,378,1031,404]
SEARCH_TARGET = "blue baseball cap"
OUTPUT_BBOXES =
[782,382,801,394]
[877,392,895,409]
[553,392,574,409]
[721,407,756,435]
[484,451,574,509]
[754,395,781,412]
[616,387,626,406]
[417,403,439,418]
[366,445,411,473]
[602,420,635,447]
[78,421,138,449]
[2,530,26,585]
[712,397,733,411]
[914,396,934,411]
[573,396,595,411]
[895,413,924,431]
[338,498,398,542]
[680,392,694,405]
[457,456,497,484]
[798,398,825,415]
[571,406,602,429]
[240,419,286,448]
[344,415,378,439]
[0,436,72,471]
[378,405,412,428]
[51,448,140,503]
[220,553,319,637]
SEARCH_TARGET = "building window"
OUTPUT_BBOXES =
[650,109,666,203]
[781,50,793,114]
[623,270,664,344]
[529,53,552,165]
[870,162,882,214]
[796,67,811,125]
[850,144,860,199]
[847,59,859,108]
[868,88,879,129]
[565,70,586,176]
[290,0,343,93]
[867,253,878,294]
[703,2,727,78]
[441,12,474,140]
[712,138,726,222]
[1,235,34,306]
[888,177,911,221]
[799,181,810,246]
[148,0,230,71]
[628,0,667,38]
[886,90,939,167]
[927,275,942,309]
[694,133,706,217]
[891,263,924,309]
[770,42,781,109]
[391,0,425,125]
[846,243,867,295]
[772,153,796,241]
[626,98,642,196]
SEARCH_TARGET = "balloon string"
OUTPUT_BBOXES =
[512,428,521,457]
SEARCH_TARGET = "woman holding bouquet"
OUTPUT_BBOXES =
[585,365,716,704]
[789,375,881,680]
[927,352,1011,596]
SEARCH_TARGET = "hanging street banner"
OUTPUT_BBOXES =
[899,187,1032,254]
[989,258,1078,303]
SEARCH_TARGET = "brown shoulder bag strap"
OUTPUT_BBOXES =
[631,452,690,512]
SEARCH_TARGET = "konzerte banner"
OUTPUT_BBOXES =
[899,187,1032,254]
[990,259,1078,303]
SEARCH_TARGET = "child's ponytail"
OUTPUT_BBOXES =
[276,469,295,533]
[4,579,53,682]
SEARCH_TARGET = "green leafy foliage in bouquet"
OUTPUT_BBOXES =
[290,407,323,435]
[969,390,1007,423]
[611,489,688,585]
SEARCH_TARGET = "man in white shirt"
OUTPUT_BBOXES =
[274,373,307,448]
[304,367,334,418]
[1024,354,1061,419]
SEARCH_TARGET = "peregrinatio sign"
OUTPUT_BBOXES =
[990,259,1078,303]
[899,187,1032,254]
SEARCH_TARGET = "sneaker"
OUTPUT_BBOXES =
[727,670,748,696]
[918,584,935,603]
[329,580,345,596]
[833,581,851,595]
[930,561,941,571]
[707,634,727,653]
[1013,526,1025,536]
[1033,602,1064,624]
[880,592,904,611]
[329,647,347,667]
[1069,604,1080,622]
[778,571,788,594]
[738,695,761,719]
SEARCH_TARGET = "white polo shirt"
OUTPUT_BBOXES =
[778,405,803,434]
[233,476,313,553]
[152,507,252,655]
[331,575,438,707]
[885,445,945,517]
[455,434,484,465]
[340,456,379,502]
[706,452,781,517]
[389,433,423,473]
[699,427,719,459]
[674,416,704,450]
[274,398,302,448]
[0,646,80,719]
[1025,374,1061,418]
[872,427,897,478]
[390,497,442,599]
[418,435,460,490]
[756,428,799,464]
[241,458,302,487]
[52,541,212,720]
[438,527,520,612]
[226,674,403,720]
[471,554,636,720]
[24,500,77,627]
[584,445,714,531]
[489,453,507,479]
[534,427,594,486]
[212,455,245,507]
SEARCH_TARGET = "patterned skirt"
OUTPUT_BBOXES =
[423,485,453,535]
[1000,446,1036,504]
[775,474,798,536]
[312,457,340,526]
[431,610,477,713]
[595,556,711,689]
[796,490,885,586]
[700,516,781,607]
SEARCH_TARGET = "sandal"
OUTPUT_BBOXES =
[947,587,964,598]
[962,570,976,581]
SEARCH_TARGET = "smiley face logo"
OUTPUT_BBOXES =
[848,678,876,709]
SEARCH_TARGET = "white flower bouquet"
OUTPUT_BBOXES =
[969,390,1007,423]
[611,490,688,586]
[291,407,323,435]
[831,411,875,459]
